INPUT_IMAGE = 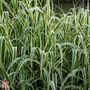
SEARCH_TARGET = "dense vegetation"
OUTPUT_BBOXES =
[0,0,90,90]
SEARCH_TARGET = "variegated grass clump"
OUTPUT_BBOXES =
[0,0,90,90]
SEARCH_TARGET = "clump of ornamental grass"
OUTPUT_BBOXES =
[0,0,90,90]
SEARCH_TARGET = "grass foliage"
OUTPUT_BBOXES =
[0,0,90,90]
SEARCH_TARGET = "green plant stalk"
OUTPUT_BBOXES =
[0,0,2,16]
[87,0,89,10]
[89,66,90,87]
[85,9,89,37]
[71,49,77,90]
[47,0,50,17]
[40,51,43,77]
[35,0,37,23]
[51,0,53,16]
[81,68,87,90]
[11,0,18,13]
[0,61,10,81]
[0,37,10,82]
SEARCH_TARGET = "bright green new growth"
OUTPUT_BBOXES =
[0,0,90,90]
